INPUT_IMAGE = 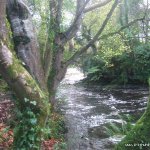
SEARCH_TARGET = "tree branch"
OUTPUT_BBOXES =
[49,0,64,31]
[65,0,120,66]
[56,0,63,26]
[62,0,90,43]
[84,0,112,13]
[50,0,58,29]
[99,17,145,39]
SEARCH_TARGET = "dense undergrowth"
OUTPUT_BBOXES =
[0,78,67,150]
[82,42,150,86]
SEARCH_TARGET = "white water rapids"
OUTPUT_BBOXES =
[57,67,149,150]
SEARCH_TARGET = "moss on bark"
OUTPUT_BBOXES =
[0,2,54,149]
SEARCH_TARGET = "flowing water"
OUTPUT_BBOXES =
[57,68,149,150]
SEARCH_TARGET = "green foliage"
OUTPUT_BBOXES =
[82,42,150,85]
[41,113,67,150]
[104,114,134,137]
[48,113,67,140]
[80,0,149,86]
[13,98,40,150]
[0,77,9,92]
[148,77,150,86]
[63,50,73,61]
[116,102,150,150]
[54,142,67,150]
[5,18,14,50]
[11,97,66,150]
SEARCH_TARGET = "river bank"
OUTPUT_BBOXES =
[58,68,149,150]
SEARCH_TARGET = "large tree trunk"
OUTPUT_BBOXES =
[7,0,46,90]
[0,0,49,148]
[47,37,67,106]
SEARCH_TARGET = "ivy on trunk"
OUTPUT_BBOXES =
[1,0,137,149]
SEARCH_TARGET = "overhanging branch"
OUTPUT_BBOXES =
[62,0,90,43]
[84,0,112,13]
[65,0,120,66]
[99,17,145,39]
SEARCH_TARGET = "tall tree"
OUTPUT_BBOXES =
[0,0,49,148]
[0,0,120,148]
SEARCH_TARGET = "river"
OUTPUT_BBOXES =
[57,68,149,150]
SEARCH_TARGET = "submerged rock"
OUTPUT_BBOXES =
[88,126,110,139]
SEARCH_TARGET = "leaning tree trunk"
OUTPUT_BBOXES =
[7,0,47,90]
[0,0,49,149]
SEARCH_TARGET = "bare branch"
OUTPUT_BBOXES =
[84,0,112,13]
[99,17,145,39]
[65,0,120,66]
[62,0,90,43]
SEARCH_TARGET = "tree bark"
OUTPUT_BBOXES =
[47,36,67,106]
[7,0,46,90]
[0,0,49,148]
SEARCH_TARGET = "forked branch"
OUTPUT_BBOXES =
[65,0,120,66]
[62,0,90,43]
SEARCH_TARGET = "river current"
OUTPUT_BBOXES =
[57,68,149,150]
